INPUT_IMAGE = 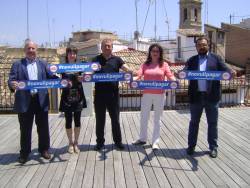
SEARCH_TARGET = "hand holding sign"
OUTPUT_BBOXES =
[17,79,70,90]
[178,71,231,80]
[48,62,101,74]
[130,81,179,89]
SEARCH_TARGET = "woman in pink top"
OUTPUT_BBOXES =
[132,44,176,150]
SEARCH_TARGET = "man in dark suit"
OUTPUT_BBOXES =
[8,40,54,164]
[185,37,234,158]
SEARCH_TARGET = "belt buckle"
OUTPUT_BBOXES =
[31,92,37,97]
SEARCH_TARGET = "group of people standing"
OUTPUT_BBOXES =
[8,37,234,164]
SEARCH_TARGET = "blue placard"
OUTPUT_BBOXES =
[81,72,132,82]
[48,62,101,73]
[130,81,179,89]
[178,71,231,80]
[17,79,69,90]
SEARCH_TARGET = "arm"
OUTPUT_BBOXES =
[216,55,236,77]
[120,63,138,76]
[164,62,176,81]
[43,61,59,79]
[8,62,19,92]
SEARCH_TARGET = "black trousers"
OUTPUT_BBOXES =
[188,93,219,150]
[64,111,82,129]
[18,95,50,157]
[94,92,122,145]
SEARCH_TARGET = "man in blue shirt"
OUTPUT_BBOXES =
[185,37,234,158]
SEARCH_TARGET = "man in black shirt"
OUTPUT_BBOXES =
[92,38,132,150]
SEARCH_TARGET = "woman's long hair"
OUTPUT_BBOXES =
[65,46,78,63]
[145,43,164,67]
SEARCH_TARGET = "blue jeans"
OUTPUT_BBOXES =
[188,96,219,150]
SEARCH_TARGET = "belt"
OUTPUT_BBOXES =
[198,91,207,96]
[30,93,38,98]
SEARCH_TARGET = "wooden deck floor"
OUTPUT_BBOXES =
[0,107,249,188]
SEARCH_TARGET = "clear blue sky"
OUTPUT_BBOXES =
[0,0,249,46]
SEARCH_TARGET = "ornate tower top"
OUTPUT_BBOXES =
[179,0,202,31]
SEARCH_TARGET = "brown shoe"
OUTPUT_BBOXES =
[41,150,51,159]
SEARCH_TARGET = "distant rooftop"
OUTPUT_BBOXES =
[177,29,205,37]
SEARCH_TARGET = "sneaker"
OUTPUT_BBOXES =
[152,143,159,150]
[18,156,28,164]
[74,144,80,153]
[68,145,74,154]
[41,150,51,159]
[94,144,104,151]
[186,147,195,155]
[132,139,146,145]
[209,148,218,158]
[115,143,125,150]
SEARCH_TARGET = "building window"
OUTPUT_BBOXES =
[194,8,198,21]
[177,36,181,58]
[217,32,225,45]
[184,8,187,22]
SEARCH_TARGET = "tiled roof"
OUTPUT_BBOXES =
[113,49,147,71]
[70,39,101,50]
[114,49,185,73]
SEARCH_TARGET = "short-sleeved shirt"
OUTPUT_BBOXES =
[137,62,174,94]
[92,54,124,95]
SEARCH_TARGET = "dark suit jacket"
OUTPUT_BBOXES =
[8,58,55,113]
[185,53,231,103]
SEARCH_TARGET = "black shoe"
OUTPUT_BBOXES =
[41,150,51,160]
[115,143,125,150]
[186,147,195,155]
[209,148,217,158]
[18,156,28,164]
[132,139,146,145]
[94,144,104,151]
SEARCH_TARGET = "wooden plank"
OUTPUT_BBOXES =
[166,110,243,187]
[132,113,172,188]
[122,113,149,188]
[103,115,115,188]
[0,108,250,188]
[81,117,97,188]
[161,112,223,187]
[0,115,59,187]
[112,117,126,188]
[126,114,160,188]
[18,116,64,188]
[120,114,139,188]
[70,117,93,188]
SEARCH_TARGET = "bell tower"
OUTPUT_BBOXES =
[179,0,202,31]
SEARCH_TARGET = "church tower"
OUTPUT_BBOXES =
[179,0,202,31]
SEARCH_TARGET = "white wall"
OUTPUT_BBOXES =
[176,33,197,62]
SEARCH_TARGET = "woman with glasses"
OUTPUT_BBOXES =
[133,43,176,150]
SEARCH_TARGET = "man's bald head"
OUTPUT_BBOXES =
[24,40,38,61]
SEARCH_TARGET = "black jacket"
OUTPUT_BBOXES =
[185,53,231,103]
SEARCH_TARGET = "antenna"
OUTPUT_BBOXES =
[52,18,55,47]
[26,0,30,39]
[162,0,169,40]
[135,0,139,32]
[206,0,208,24]
[46,0,51,47]
[204,0,209,24]
[80,0,82,30]
[154,0,157,41]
